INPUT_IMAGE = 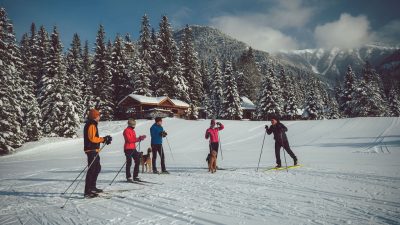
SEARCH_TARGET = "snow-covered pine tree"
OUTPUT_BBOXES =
[210,58,224,118]
[82,40,95,117]
[92,25,114,120]
[327,97,341,119]
[256,63,282,120]
[66,33,84,118]
[388,87,400,116]
[179,25,203,119]
[40,27,80,137]
[221,61,243,120]
[200,60,214,118]
[149,28,158,92]
[339,66,357,117]
[352,62,388,117]
[236,47,260,101]
[125,33,152,96]
[302,79,323,120]
[0,7,25,153]
[20,33,42,141]
[154,16,189,102]
[35,25,50,98]
[111,35,131,109]
[138,14,155,76]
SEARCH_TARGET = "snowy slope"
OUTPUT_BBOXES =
[0,118,400,225]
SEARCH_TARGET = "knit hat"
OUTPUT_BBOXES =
[88,109,100,120]
[210,119,216,126]
[270,115,280,122]
[128,118,136,127]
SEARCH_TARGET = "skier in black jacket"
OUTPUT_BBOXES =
[265,116,298,168]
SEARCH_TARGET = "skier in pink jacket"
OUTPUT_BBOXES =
[205,119,224,162]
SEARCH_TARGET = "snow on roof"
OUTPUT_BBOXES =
[170,99,190,107]
[119,94,189,108]
[240,97,255,110]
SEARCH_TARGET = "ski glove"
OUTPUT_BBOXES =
[138,135,146,141]
[216,122,222,126]
[104,135,112,145]
[160,131,167,137]
[265,125,269,130]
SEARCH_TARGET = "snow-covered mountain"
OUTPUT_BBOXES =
[174,25,398,84]
[173,25,318,80]
[274,45,399,81]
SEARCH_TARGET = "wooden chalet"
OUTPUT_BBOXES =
[117,94,190,119]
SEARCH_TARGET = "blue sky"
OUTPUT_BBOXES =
[1,0,399,52]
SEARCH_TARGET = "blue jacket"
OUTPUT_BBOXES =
[150,123,164,144]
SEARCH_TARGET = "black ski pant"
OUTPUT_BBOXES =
[125,149,140,179]
[275,139,297,166]
[209,142,219,157]
[152,144,166,172]
[84,151,101,194]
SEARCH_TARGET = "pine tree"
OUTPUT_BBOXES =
[221,61,243,120]
[339,66,357,117]
[302,79,323,120]
[352,63,388,117]
[36,25,50,97]
[111,35,131,106]
[154,16,189,102]
[149,28,158,92]
[92,25,114,120]
[236,47,260,101]
[66,33,84,119]
[20,33,42,141]
[82,40,95,116]
[125,34,152,96]
[256,63,282,120]
[180,25,203,119]
[0,8,25,153]
[210,58,224,118]
[279,68,298,120]
[328,97,341,119]
[388,87,400,116]
[138,14,154,75]
[40,27,79,137]
[200,61,213,118]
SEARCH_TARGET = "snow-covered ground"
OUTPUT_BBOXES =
[1,117,400,225]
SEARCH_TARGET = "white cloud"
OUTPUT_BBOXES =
[314,13,372,49]
[208,0,316,52]
[210,16,299,52]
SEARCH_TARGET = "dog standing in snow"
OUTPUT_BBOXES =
[208,150,217,173]
[141,147,152,173]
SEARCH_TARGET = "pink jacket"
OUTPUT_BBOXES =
[205,124,224,143]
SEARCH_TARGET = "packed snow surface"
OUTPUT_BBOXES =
[0,117,399,225]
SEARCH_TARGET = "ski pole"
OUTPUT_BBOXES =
[61,144,106,195]
[256,131,267,172]
[280,133,288,173]
[165,136,175,162]
[109,141,141,186]
[61,144,106,209]
[218,134,223,160]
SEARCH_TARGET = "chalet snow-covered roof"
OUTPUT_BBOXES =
[240,97,255,110]
[118,94,189,108]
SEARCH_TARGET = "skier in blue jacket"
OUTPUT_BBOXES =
[150,117,168,174]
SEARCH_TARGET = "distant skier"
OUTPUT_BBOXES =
[123,118,146,182]
[150,117,169,174]
[205,119,224,162]
[265,116,297,168]
[83,109,112,198]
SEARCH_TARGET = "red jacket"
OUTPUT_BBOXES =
[123,127,138,150]
[205,124,224,143]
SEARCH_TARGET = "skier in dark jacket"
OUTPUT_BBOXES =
[265,116,297,168]
[150,117,168,174]
[83,109,112,198]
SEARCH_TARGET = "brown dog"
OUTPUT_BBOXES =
[141,147,152,173]
[208,150,217,173]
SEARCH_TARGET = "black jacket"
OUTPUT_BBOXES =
[266,123,288,143]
